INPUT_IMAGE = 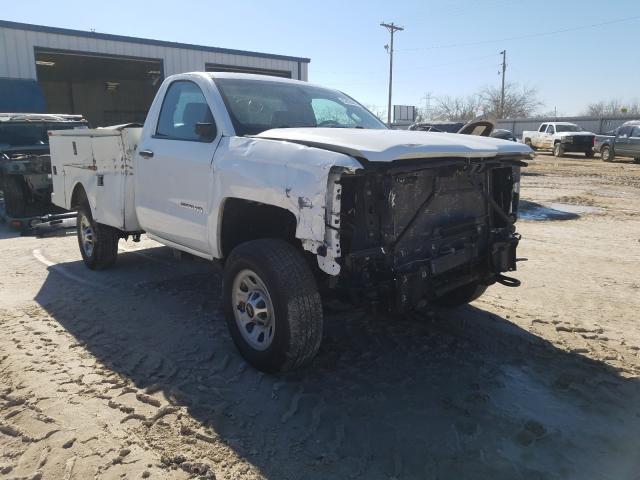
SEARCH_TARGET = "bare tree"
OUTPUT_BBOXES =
[584,99,640,117]
[432,95,482,122]
[478,83,541,119]
[362,104,387,122]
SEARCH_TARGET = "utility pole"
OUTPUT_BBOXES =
[499,49,507,119]
[381,21,404,127]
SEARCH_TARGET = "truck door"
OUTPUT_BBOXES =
[629,126,640,159]
[544,124,555,148]
[615,126,633,156]
[535,124,547,148]
[135,80,220,254]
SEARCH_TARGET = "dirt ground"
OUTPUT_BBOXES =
[1,152,640,480]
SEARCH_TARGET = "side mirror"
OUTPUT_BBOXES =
[195,122,216,141]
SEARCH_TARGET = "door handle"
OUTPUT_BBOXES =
[139,149,154,159]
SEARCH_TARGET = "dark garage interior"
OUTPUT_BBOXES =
[35,48,163,127]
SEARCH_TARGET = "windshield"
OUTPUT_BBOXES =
[0,122,86,150]
[214,78,387,136]
[555,124,581,132]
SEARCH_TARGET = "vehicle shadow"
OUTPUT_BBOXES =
[34,249,640,480]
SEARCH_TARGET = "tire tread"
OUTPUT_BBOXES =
[224,239,322,372]
[77,205,119,270]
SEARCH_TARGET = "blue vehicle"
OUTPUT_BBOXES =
[594,121,640,163]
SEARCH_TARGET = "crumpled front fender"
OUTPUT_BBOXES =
[211,136,362,273]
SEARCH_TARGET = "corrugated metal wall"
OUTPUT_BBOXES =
[496,116,637,136]
[0,25,306,81]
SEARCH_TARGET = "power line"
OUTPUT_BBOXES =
[320,63,499,87]
[397,14,640,52]
[313,53,497,76]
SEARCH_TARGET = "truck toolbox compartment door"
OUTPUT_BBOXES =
[49,135,95,209]
[92,135,126,229]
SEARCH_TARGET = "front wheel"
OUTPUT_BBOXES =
[553,143,564,157]
[433,282,488,308]
[77,205,120,270]
[223,239,323,373]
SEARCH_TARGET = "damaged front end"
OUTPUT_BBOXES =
[326,156,526,311]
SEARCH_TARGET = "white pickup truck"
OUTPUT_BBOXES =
[522,122,595,157]
[49,72,532,372]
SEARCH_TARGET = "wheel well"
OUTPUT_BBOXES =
[70,183,87,209]
[220,198,298,257]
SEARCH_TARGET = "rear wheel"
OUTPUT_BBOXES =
[601,146,613,162]
[524,139,536,150]
[434,282,488,308]
[76,205,119,270]
[584,149,594,158]
[223,239,323,373]
[2,177,28,217]
[553,142,564,157]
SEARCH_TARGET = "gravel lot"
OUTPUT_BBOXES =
[1,152,640,480]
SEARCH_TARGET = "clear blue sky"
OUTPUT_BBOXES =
[3,0,639,115]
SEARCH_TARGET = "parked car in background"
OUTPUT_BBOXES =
[491,129,517,142]
[49,72,530,372]
[409,121,465,133]
[0,113,87,217]
[409,119,494,136]
[521,122,595,157]
[594,120,640,162]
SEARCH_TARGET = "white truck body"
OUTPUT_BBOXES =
[521,122,595,156]
[50,72,531,269]
[49,72,532,372]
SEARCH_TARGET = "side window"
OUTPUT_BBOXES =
[618,126,632,138]
[539,124,547,132]
[630,127,640,138]
[156,81,215,141]
[546,124,555,134]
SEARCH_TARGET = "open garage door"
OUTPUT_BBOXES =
[35,48,163,127]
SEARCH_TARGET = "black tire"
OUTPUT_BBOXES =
[584,149,594,158]
[524,139,536,150]
[601,146,614,162]
[433,282,488,308]
[634,158,640,164]
[553,142,564,158]
[2,176,28,217]
[223,239,323,373]
[76,204,119,270]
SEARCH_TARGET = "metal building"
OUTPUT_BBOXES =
[0,20,310,126]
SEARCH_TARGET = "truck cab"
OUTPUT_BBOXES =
[50,72,532,372]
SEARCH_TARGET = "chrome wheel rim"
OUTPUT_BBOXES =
[79,214,95,258]
[231,269,275,351]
